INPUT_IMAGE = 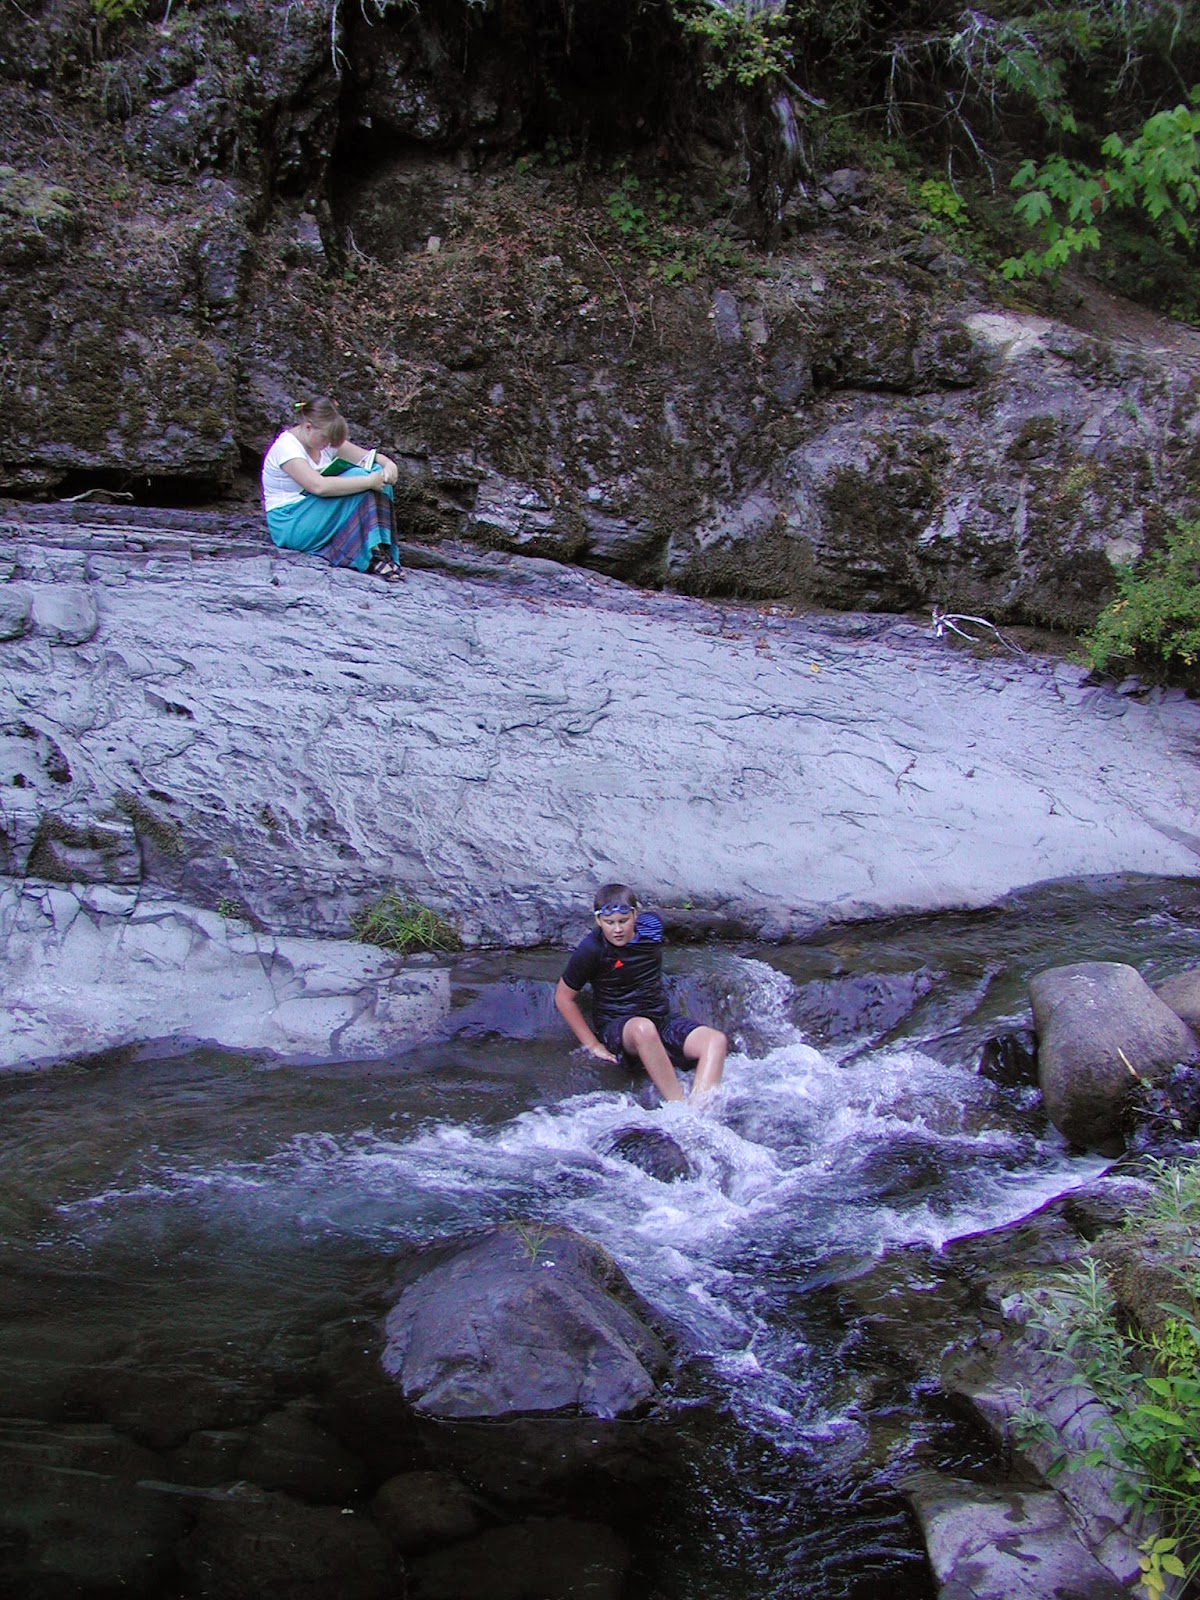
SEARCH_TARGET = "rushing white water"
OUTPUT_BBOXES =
[55,954,1107,1461]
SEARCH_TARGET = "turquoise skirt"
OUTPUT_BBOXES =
[266,471,398,572]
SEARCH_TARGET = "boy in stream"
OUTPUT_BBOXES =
[554,883,727,1104]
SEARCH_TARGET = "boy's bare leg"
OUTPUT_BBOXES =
[684,1026,727,1097]
[621,1016,686,1103]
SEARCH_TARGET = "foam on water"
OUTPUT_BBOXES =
[53,957,1108,1455]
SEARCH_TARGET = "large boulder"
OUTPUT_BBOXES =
[1155,966,1200,1032]
[381,1225,669,1419]
[1029,961,1199,1151]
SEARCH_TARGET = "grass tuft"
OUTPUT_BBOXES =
[351,892,462,956]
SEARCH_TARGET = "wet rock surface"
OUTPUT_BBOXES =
[600,1125,695,1183]
[904,1472,1130,1600]
[861,1174,1167,1596]
[1156,964,1200,1030]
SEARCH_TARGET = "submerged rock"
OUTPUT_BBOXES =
[371,1469,489,1553]
[1029,960,1199,1151]
[600,1124,695,1183]
[177,1487,396,1600]
[236,1402,368,1504]
[381,1225,669,1419]
[791,966,938,1045]
[407,1517,630,1600]
[0,1424,183,1596]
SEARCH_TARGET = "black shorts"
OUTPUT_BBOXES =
[600,1013,703,1070]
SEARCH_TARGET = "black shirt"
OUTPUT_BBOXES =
[561,912,667,1031]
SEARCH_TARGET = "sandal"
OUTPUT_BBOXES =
[369,555,405,584]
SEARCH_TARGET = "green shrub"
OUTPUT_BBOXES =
[1003,90,1200,281]
[918,177,968,226]
[351,892,461,956]
[1018,1159,1200,1599]
[1084,518,1200,681]
[604,173,743,283]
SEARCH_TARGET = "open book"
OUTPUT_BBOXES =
[321,447,377,477]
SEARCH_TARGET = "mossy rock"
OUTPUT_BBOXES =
[0,165,77,269]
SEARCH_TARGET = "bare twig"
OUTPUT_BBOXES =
[931,607,1028,655]
[579,226,640,341]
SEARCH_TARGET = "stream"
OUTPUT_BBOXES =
[3,875,1199,1598]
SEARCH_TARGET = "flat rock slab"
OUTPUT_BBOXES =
[0,882,449,1070]
[904,1471,1131,1600]
[2,518,1199,953]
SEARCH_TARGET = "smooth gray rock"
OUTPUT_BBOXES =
[382,1225,668,1419]
[1155,966,1200,1031]
[904,1470,1130,1600]
[0,883,450,1070]
[1030,961,1199,1150]
[3,515,1199,962]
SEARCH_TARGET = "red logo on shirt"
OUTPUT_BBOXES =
[613,959,624,968]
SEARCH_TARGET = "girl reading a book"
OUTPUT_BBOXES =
[261,397,404,582]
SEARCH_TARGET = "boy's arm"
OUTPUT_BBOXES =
[554,979,617,1062]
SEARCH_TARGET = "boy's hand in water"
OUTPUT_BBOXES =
[587,1044,618,1063]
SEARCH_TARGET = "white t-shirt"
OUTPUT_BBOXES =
[261,429,335,512]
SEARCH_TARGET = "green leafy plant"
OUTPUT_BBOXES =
[90,0,160,21]
[918,177,968,226]
[351,892,462,956]
[605,174,743,284]
[1084,518,1200,681]
[1004,88,1200,279]
[1017,1159,1200,1598]
[670,0,792,89]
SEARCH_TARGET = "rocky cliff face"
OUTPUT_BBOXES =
[3,0,1200,625]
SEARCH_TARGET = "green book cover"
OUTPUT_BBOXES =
[320,448,377,477]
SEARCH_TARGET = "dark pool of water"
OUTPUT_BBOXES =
[2,874,1198,1598]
